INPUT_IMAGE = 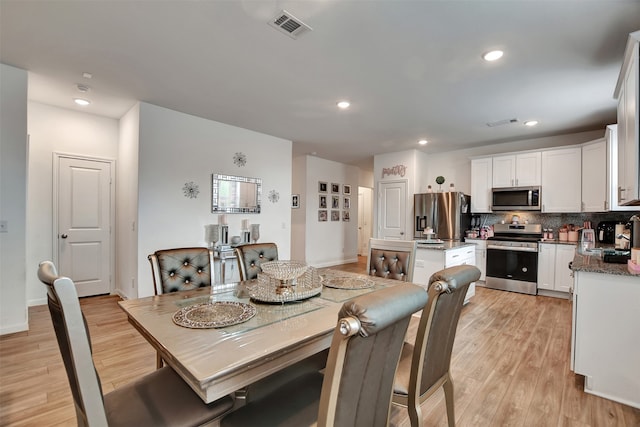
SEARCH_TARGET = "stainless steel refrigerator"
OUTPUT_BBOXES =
[414,192,471,240]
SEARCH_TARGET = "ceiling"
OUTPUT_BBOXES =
[1,1,639,170]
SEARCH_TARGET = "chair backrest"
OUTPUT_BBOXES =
[148,247,214,295]
[411,265,480,398]
[37,261,109,427]
[366,238,417,282]
[318,283,428,427]
[234,243,278,281]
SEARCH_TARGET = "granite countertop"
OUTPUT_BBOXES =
[415,241,476,251]
[571,251,637,277]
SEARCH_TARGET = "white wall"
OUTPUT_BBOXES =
[26,102,119,306]
[116,104,140,299]
[0,64,28,334]
[136,103,293,297]
[291,155,359,267]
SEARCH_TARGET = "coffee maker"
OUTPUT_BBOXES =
[596,221,618,244]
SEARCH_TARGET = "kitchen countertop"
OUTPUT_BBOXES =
[415,240,476,251]
[571,251,638,277]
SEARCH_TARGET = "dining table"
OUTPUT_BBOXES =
[118,268,407,403]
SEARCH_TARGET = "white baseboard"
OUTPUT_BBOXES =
[0,321,29,335]
[28,297,47,307]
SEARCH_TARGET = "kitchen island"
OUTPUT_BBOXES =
[413,241,477,303]
[570,252,640,409]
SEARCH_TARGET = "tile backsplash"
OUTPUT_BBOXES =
[471,212,636,232]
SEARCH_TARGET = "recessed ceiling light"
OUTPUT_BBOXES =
[482,50,504,61]
[524,120,539,127]
[418,139,428,145]
[337,100,350,109]
[74,98,91,106]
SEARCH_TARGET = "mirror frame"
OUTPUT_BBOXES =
[211,173,262,213]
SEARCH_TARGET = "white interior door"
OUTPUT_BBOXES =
[57,156,113,297]
[357,187,373,255]
[378,180,407,240]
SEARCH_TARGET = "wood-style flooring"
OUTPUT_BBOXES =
[1,257,638,426]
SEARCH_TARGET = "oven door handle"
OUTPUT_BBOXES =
[487,244,538,252]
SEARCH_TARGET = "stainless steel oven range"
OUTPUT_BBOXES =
[485,223,542,295]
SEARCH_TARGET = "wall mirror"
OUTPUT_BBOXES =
[212,174,262,213]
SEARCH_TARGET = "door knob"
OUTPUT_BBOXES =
[61,234,68,239]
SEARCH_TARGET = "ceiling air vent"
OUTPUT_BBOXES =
[268,10,312,39]
[486,118,519,127]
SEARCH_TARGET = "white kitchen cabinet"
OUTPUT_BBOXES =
[615,31,640,206]
[541,147,582,213]
[464,238,486,281]
[537,243,575,295]
[414,245,476,303]
[572,270,640,408]
[470,157,493,212]
[605,124,638,211]
[581,138,607,212]
[492,152,541,188]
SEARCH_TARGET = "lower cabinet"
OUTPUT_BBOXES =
[464,238,486,281]
[572,270,640,408]
[537,243,575,295]
[413,245,476,303]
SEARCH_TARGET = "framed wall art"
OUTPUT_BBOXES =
[343,211,350,222]
[343,197,350,209]
[318,210,328,222]
[331,183,340,194]
[331,210,340,221]
[319,181,328,193]
[332,195,340,209]
[319,195,327,209]
[343,184,351,195]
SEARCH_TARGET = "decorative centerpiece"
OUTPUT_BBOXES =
[260,260,308,294]
[249,261,322,303]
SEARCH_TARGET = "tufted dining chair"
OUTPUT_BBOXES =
[148,247,214,368]
[37,261,234,427]
[221,283,428,427]
[366,238,418,282]
[234,242,278,281]
[392,265,481,427]
[148,247,215,295]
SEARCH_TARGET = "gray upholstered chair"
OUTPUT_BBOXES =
[220,283,428,427]
[366,238,418,282]
[392,265,481,427]
[234,242,278,281]
[148,247,215,295]
[37,261,234,427]
[148,247,215,368]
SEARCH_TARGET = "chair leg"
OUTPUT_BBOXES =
[408,397,423,427]
[443,373,455,427]
[156,352,163,369]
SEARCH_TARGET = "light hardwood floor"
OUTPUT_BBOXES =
[1,258,638,426]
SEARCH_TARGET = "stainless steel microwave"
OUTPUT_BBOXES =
[491,186,541,211]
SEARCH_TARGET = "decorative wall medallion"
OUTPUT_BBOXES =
[233,152,247,167]
[183,181,200,199]
[268,189,280,203]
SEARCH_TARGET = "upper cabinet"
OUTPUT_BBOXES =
[581,138,607,212]
[470,157,493,212]
[541,147,581,213]
[614,31,640,206]
[492,152,541,188]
